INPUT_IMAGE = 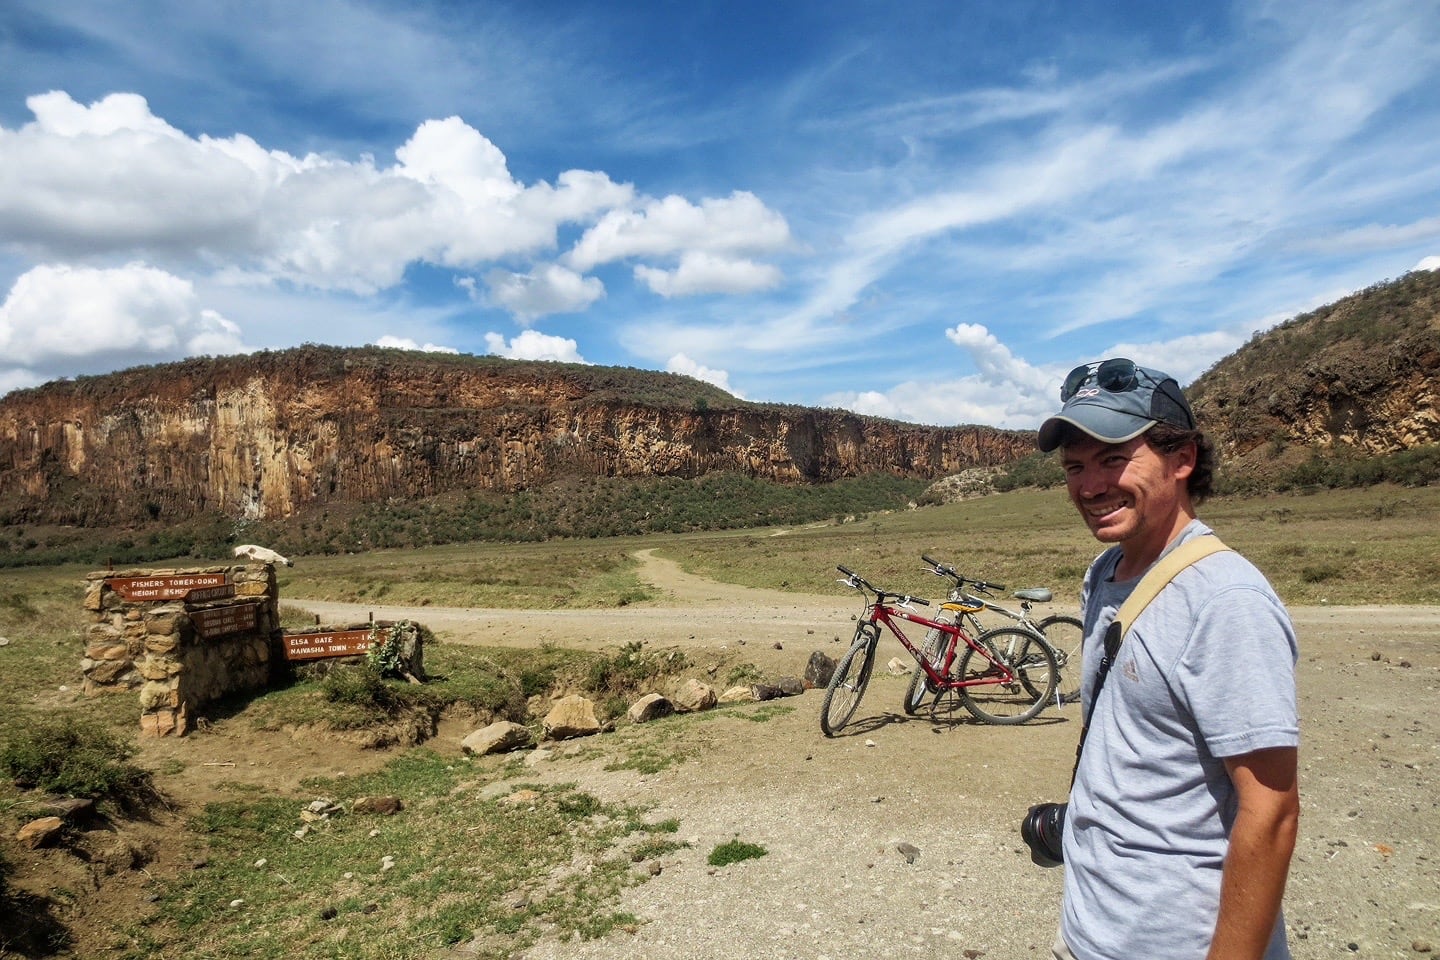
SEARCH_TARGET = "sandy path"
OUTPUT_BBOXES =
[283,552,1440,960]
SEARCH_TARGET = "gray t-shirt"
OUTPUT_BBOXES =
[1060,520,1299,960]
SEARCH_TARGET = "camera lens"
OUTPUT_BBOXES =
[1021,802,1067,867]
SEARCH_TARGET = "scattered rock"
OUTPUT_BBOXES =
[542,695,602,740]
[718,685,755,704]
[886,657,910,675]
[627,693,674,724]
[39,797,96,822]
[804,651,836,687]
[353,796,404,816]
[775,676,805,696]
[16,817,64,849]
[672,679,717,713]
[751,683,786,701]
[896,842,920,864]
[462,720,535,756]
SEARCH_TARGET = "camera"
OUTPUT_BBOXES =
[1021,802,1067,867]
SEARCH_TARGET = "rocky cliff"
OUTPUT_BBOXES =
[0,347,1034,525]
[1188,269,1440,474]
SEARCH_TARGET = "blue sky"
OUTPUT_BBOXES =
[1,0,1438,428]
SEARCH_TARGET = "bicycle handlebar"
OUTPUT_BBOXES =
[920,555,1005,594]
[835,565,929,607]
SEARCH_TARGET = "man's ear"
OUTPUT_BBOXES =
[1170,439,1197,480]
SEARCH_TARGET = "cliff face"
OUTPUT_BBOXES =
[0,347,1034,524]
[1188,270,1440,472]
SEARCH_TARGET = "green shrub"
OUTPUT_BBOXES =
[585,642,688,698]
[707,839,767,866]
[0,716,155,808]
[320,665,398,710]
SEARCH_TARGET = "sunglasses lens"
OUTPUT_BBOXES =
[1095,358,1138,393]
[1061,364,1094,401]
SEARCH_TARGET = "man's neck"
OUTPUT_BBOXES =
[1115,509,1198,580]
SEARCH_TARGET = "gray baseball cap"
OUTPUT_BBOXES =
[1037,358,1195,452]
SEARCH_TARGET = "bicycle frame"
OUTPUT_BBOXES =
[865,600,1023,690]
[823,564,1058,735]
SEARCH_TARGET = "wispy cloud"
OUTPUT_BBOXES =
[1,0,1437,425]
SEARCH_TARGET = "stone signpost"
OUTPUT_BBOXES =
[82,562,428,735]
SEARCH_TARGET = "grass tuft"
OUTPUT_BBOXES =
[707,839,768,867]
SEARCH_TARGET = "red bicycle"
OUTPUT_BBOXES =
[820,564,1058,736]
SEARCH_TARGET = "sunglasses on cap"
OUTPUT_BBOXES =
[1061,358,1144,402]
[1058,357,1197,431]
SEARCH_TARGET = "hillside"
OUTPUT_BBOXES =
[0,346,1031,533]
[1189,269,1440,481]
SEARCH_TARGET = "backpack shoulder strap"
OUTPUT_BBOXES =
[1110,535,1231,644]
[1071,535,1232,784]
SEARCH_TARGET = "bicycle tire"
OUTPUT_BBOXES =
[902,620,952,715]
[956,626,1057,724]
[1038,614,1083,707]
[820,623,878,737]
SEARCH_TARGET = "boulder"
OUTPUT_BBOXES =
[775,676,805,696]
[718,685,755,704]
[627,693,674,724]
[462,721,535,756]
[352,796,405,816]
[804,651,836,688]
[671,679,717,713]
[542,695,601,740]
[17,817,64,849]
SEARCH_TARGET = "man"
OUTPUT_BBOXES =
[1036,358,1300,960]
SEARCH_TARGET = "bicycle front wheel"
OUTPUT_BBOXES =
[1038,614,1083,707]
[820,623,878,737]
[902,620,951,715]
[955,626,1057,724]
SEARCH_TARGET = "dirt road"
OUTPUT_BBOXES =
[283,551,1440,960]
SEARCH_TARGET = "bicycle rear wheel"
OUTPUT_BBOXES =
[820,623,878,737]
[902,620,951,715]
[1038,614,1083,706]
[955,626,1057,724]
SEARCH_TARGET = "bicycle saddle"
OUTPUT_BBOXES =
[1013,588,1053,603]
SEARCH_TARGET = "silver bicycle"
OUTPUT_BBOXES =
[904,555,1083,714]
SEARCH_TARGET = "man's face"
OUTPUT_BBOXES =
[1061,434,1193,548]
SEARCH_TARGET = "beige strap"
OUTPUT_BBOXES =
[1111,535,1231,642]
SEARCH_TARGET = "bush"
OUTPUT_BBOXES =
[707,839,767,867]
[320,665,398,711]
[0,716,155,808]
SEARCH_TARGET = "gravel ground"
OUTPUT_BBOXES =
[301,554,1440,960]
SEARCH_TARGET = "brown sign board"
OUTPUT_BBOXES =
[191,602,259,640]
[282,629,373,662]
[108,573,233,603]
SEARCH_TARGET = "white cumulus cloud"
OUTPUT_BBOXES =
[483,263,605,321]
[636,252,783,298]
[1416,255,1440,272]
[0,262,245,388]
[665,353,743,397]
[484,330,587,363]
[567,191,791,272]
[0,92,634,295]
[373,335,459,354]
